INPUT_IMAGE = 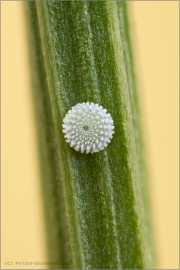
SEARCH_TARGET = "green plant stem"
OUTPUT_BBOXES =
[26,1,155,269]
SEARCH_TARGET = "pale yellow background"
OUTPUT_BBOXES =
[1,1,179,269]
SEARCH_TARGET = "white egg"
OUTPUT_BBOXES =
[62,102,114,154]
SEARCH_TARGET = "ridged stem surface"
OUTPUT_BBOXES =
[26,1,155,269]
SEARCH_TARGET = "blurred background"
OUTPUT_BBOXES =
[2,1,179,269]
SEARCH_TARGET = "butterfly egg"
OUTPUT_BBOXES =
[62,102,114,154]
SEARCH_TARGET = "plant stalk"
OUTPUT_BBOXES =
[26,1,155,269]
